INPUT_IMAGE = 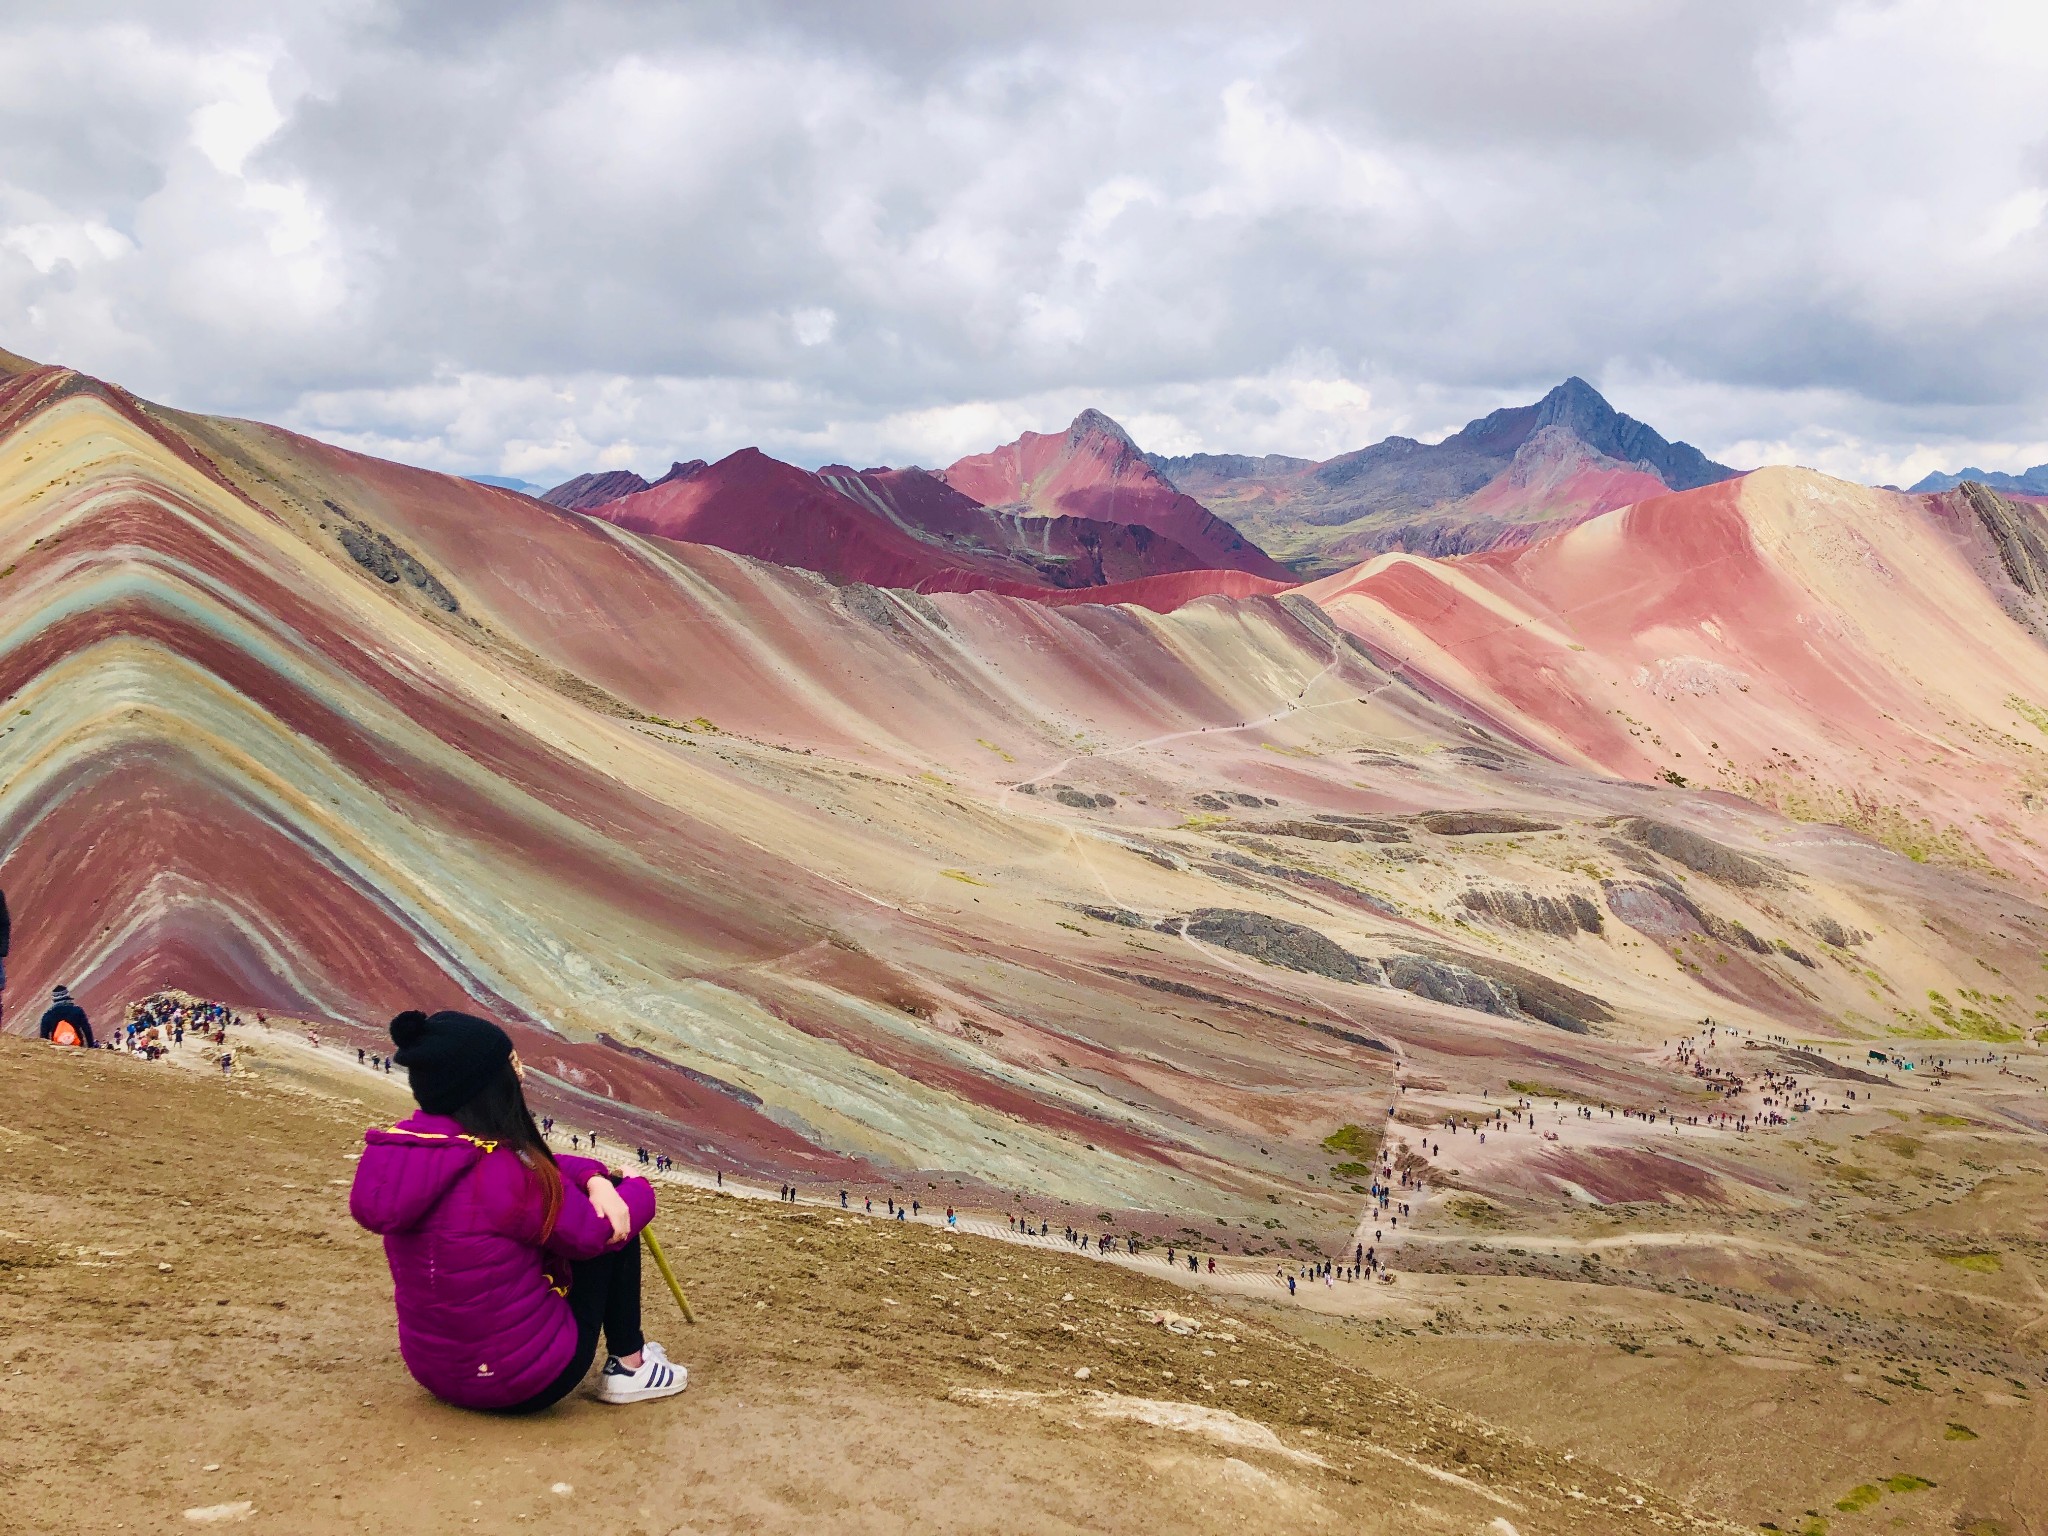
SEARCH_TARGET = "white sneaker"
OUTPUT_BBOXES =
[597,1347,687,1404]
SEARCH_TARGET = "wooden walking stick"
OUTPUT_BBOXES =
[642,1227,696,1324]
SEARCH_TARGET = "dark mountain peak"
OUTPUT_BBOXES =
[1067,408,1139,452]
[653,459,706,487]
[1533,376,1616,434]
[541,468,652,512]
[539,461,703,512]
[1522,377,1734,491]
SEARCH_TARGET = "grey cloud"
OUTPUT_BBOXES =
[0,0,2045,487]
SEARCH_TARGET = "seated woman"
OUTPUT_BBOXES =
[350,1008,686,1412]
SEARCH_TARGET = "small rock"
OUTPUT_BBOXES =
[158,1263,173,1272]
[550,1482,573,1496]
[1073,1367,1092,1380]
[183,1502,253,1524]
[202,1463,221,1472]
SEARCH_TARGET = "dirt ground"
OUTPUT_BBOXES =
[0,1038,1738,1536]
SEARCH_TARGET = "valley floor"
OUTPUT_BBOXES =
[6,1036,2042,1534]
[1,1038,1738,1536]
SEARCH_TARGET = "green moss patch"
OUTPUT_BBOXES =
[1939,1250,2003,1273]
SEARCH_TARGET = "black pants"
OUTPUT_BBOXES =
[497,1240,646,1414]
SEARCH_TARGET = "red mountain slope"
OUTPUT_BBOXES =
[1307,467,2048,890]
[941,409,1292,580]
[573,448,1257,599]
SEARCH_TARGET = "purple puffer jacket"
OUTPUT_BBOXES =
[348,1111,655,1409]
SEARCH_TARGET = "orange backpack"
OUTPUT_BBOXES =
[49,1019,81,1047]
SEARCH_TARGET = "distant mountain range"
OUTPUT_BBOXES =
[1148,377,1740,573]
[532,378,1737,589]
[534,412,1290,602]
[1911,463,2048,496]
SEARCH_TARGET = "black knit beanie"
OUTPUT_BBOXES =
[389,1009,514,1114]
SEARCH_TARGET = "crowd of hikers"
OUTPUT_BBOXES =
[26,982,254,1059]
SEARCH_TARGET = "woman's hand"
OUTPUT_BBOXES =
[586,1175,632,1245]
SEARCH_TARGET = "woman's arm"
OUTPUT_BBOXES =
[542,1168,657,1260]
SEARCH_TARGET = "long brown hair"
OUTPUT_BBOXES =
[449,1059,563,1241]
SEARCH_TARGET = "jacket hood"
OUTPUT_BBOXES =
[349,1112,489,1234]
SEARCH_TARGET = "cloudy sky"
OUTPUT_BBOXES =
[4,0,2046,487]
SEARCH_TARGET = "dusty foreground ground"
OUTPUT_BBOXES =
[0,1039,1733,1536]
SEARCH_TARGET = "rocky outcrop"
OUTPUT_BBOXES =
[325,500,459,613]
[1173,909,1380,984]
[1192,791,1275,811]
[1209,853,1401,917]
[1068,905,1144,927]
[1402,945,1610,1032]
[1603,878,1790,965]
[1233,820,1366,843]
[1615,818,1776,887]
[1809,916,1870,948]
[1418,810,1560,836]
[1459,886,1603,937]
[1382,955,1518,1016]
[1957,481,2048,600]
[1017,782,1115,809]
[1055,786,1116,810]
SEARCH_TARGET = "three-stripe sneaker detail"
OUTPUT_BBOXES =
[597,1346,688,1404]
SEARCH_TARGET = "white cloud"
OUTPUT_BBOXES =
[2,1,2048,484]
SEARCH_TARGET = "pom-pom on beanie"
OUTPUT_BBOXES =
[389,1009,514,1114]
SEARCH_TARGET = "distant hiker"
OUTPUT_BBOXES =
[349,1009,683,1413]
[39,985,95,1048]
[359,1047,366,1064]
[0,888,9,1024]
[1287,1275,1296,1296]
[221,1052,233,1077]
[1207,1257,1215,1274]
[840,1190,848,1209]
